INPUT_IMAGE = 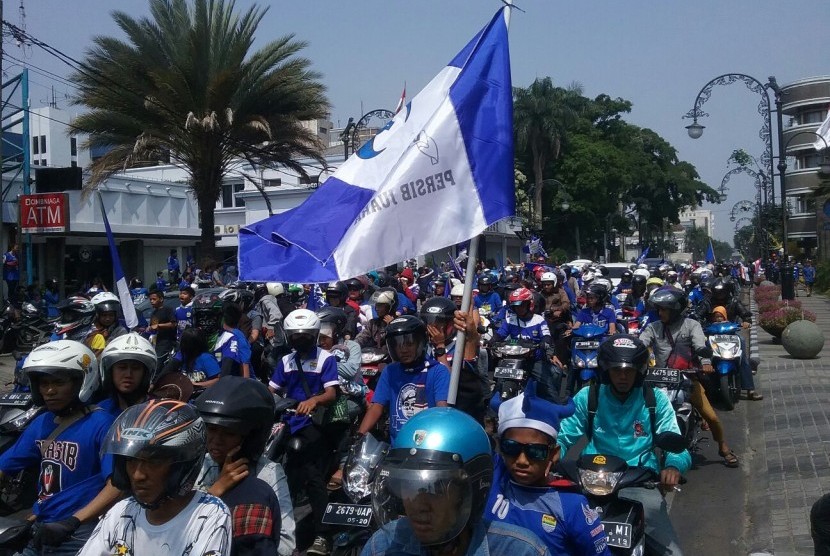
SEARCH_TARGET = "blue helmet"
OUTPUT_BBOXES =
[371,408,493,546]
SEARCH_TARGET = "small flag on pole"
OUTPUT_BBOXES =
[636,246,650,265]
[98,193,139,329]
[705,238,716,264]
[394,82,407,114]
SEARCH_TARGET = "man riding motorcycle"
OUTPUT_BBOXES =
[557,335,690,556]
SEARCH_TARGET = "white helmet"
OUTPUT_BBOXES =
[100,333,158,390]
[283,309,321,338]
[91,291,121,314]
[375,290,396,306]
[540,272,557,286]
[633,268,650,279]
[582,271,595,282]
[24,340,100,406]
[450,284,465,297]
[594,278,613,291]
[637,263,648,269]
[266,282,284,297]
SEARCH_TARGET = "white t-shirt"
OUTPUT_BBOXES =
[78,491,231,556]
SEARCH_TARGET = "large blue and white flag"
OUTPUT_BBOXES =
[98,193,139,329]
[239,9,514,283]
[636,246,650,265]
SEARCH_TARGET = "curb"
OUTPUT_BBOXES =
[748,294,760,369]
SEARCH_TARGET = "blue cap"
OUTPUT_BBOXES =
[394,407,489,464]
[498,380,575,439]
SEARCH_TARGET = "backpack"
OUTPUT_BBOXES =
[586,382,657,442]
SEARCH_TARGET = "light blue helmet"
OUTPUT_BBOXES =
[371,408,493,546]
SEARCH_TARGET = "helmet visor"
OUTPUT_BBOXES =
[420,312,450,326]
[319,323,337,339]
[372,464,471,546]
[386,333,425,363]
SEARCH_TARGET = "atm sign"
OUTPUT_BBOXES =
[20,193,69,233]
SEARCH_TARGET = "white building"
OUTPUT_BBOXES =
[12,106,92,169]
[679,208,714,238]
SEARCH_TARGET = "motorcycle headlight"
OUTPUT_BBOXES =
[586,356,598,369]
[344,465,372,503]
[578,468,624,496]
[6,406,41,431]
[577,359,585,368]
[717,342,740,358]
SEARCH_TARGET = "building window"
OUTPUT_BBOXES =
[32,137,39,155]
[33,160,38,166]
[70,137,77,156]
[319,127,328,135]
[221,182,245,208]
[796,153,823,170]
[41,159,46,166]
[71,161,77,168]
[799,110,827,125]
[40,136,46,153]
[264,178,281,188]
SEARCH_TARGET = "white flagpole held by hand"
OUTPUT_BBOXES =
[447,0,514,406]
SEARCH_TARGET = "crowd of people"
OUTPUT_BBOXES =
[0,252,786,556]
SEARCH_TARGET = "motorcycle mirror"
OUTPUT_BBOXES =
[654,431,687,454]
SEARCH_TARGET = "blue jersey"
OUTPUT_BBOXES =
[574,307,616,329]
[474,291,502,315]
[213,329,251,375]
[269,348,339,433]
[2,251,19,281]
[804,266,816,283]
[396,292,416,315]
[175,303,194,340]
[45,290,60,318]
[496,313,550,360]
[98,397,122,419]
[0,408,114,522]
[486,456,610,556]
[130,287,149,305]
[174,351,221,383]
[371,358,450,441]
[167,255,180,272]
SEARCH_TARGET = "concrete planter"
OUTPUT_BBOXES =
[782,320,825,359]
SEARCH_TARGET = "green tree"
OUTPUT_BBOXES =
[71,0,328,258]
[513,78,584,228]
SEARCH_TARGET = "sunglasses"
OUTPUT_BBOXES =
[499,439,551,461]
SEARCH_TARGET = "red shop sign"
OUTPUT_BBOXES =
[19,193,69,233]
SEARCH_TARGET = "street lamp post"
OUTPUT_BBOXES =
[684,73,793,295]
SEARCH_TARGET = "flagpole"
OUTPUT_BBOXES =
[447,1,513,406]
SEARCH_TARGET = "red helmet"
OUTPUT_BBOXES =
[508,287,534,310]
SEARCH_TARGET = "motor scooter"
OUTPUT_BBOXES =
[489,340,536,403]
[569,323,608,390]
[359,348,387,403]
[323,434,389,555]
[704,322,742,410]
[558,432,687,555]
[643,367,702,452]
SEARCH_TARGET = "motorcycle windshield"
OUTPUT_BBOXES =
[343,434,390,503]
[705,322,740,335]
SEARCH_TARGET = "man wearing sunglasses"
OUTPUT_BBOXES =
[485,380,611,555]
[557,335,691,556]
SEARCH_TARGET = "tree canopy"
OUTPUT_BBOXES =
[513,83,721,261]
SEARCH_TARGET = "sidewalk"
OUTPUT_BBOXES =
[747,291,830,555]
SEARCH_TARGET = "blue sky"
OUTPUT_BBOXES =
[6,0,828,243]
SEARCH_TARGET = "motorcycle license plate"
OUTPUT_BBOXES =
[321,503,373,527]
[603,521,633,549]
[361,367,379,377]
[711,335,736,344]
[575,341,600,350]
[645,368,681,384]
[494,367,525,380]
[0,392,31,407]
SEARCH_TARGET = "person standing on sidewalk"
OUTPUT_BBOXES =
[3,243,20,304]
[804,260,816,297]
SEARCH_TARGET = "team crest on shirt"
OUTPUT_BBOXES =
[541,514,557,532]
[633,420,646,438]
[112,540,132,555]
[582,503,600,525]
[38,461,62,500]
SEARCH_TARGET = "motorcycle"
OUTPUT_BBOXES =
[3,302,53,354]
[704,322,742,410]
[359,348,387,403]
[558,432,687,555]
[323,434,389,555]
[489,340,536,402]
[569,323,607,389]
[643,368,702,452]
[618,307,642,337]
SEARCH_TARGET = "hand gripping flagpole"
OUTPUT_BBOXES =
[447,4,513,406]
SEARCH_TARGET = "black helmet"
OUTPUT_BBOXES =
[631,275,647,297]
[385,315,427,363]
[193,289,224,338]
[649,287,688,313]
[597,265,609,277]
[597,335,650,384]
[317,306,348,340]
[195,376,276,462]
[104,399,205,509]
[419,297,456,325]
[55,296,95,340]
[325,281,349,299]
[621,270,633,283]
[587,282,609,304]
[478,275,494,290]
[345,277,364,291]
[711,278,729,299]
[220,288,255,313]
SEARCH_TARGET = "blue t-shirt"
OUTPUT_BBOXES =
[213,329,252,378]
[804,266,816,283]
[98,397,122,419]
[44,290,60,318]
[167,255,180,272]
[574,307,616,329]
[130,287,149,306]
[174,351,222,383]
[155,277,166,291]
[175,303,194,340]
[396,292,416,316]
[495,313,550,360]
[485,456,610,555]
[371,358,450,441]
[3,251,19,281]
[269,348,339,433]
[0,408,114,522]
[474,291,503,315]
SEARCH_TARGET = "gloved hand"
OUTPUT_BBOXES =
[34,516,81,548]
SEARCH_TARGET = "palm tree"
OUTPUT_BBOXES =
[513,78,583,228]
[71,0,329,259]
